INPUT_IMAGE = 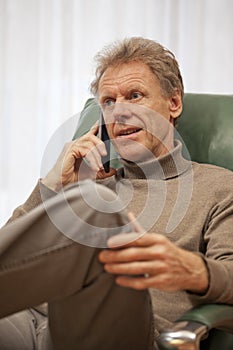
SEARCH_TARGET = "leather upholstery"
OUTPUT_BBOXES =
[178,93,233,171]
[74,94,233,349]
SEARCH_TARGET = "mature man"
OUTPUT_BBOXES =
[0,37,233,350]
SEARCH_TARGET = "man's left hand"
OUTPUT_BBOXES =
[99,214,209,293]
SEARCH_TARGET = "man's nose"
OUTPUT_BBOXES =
[112,102,133,123]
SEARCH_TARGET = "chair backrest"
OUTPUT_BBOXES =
[74,94,233,171]
[177,93,233,171]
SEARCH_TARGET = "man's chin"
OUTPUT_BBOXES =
[114,142,155,163]
[118,150,151,163]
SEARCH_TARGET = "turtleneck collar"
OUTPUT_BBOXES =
[117,140,191,180]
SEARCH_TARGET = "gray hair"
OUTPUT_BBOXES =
[90,37,184,99]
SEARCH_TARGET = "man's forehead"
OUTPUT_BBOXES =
[99,74,145,91]
[98,61,157,92]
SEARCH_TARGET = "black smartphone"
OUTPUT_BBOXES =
[99,112,110,173]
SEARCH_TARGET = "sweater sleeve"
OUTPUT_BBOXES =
[3,180,57,317]
[190,191,233,305]
[5,180,57,225]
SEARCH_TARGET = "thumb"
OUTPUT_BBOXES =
[128,212,145,234]
[107,212,145,248]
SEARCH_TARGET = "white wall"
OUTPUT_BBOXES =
[0,0,233,225]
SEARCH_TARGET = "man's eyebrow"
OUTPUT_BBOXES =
[98,80,147,100]
[99,94,115,102]
[127,85,146,92]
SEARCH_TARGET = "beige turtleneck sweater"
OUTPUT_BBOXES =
[6,141,233,337]
[95,141,233,335]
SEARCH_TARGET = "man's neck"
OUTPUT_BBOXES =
[119,140,192,180]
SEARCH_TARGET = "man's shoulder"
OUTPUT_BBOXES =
[192,161,232,177]
[192,161,233,192]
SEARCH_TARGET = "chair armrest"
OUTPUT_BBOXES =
[158,304,233,350]
[178,304,233,333]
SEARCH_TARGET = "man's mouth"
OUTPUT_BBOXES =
[117,127,142,137]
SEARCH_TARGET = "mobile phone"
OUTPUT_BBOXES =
[99,112,110,173]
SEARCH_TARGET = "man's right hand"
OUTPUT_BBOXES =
[41,123,114,191]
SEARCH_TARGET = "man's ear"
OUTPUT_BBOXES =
[169,92,183,122]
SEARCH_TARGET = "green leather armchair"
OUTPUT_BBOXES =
[158,93,233,350]
[73,94,233,350]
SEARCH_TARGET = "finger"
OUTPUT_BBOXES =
[74,135,107,157]
[94,140,107,157]
[89,121,99,135]
[72,146,100,173]
[104,260,167,276]
[87,140,109,170]
[107,213,148,248]
[96,167,116,179]
[83,136,107,160]
[86,148,104,170]
[107,230,165,249]
[107,233,143,248]
[87,123,109,156]
[99,242,166,263]
[76,159,96,181]
[115,275,153,290]
[128,212,145,234]
[115,274,179,292]
[84,152,102,172]
[99,246,146,263]
[72,139,107,171]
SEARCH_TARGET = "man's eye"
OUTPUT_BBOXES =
[104,99,115,107]
[130,92,142,100]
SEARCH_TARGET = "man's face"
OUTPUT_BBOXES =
[98,61,182,162]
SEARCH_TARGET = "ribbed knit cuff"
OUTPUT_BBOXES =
[188,254,230,304]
